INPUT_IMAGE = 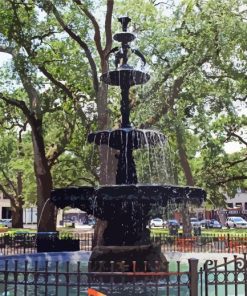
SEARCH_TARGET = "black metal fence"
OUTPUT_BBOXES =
[0,257,195,296]
[1,254,247,295]
[200,253,247,296]
[0,232,93,255]
[151,233,247,253]
[1,232,247,256]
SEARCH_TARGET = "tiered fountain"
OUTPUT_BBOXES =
[51,17,206,272]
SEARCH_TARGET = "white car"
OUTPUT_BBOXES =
[0,219,12,228]
[149,218,165,228]
[225,217,247,228]
[190,218,201,227]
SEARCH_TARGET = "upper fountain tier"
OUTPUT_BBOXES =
[88,128,165,150]
[101,16,150,87]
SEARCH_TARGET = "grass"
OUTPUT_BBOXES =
[7,228,36,234]
[151,227,247,236]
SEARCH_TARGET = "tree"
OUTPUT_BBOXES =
[0,0,114,232]
[115,0,247,232]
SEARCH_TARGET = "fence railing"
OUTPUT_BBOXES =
[151,233,247,253]
[0,257,196,296]
[1,254,247,295]
[1,232,247,255]
[0,232,93,255]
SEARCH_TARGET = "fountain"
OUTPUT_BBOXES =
[50,17,206,272]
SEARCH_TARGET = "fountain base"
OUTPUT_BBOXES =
[89,244,167,272]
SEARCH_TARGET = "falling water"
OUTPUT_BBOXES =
[151,131,160,182]
[158,133,169,182]
[125,131,128,182]
[143,130,152,183]
[37,198,51,230]
[92,195,97,218]
[90,134,96,169]
[106,133,111,184]
[138,134,144,181]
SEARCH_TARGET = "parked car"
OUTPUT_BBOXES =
[208,219,222,229]
[149,218,165,228]
[190,218,201,227]
[61,219,74,227]
[200,219,211,228]
[225,217,247,228]
[0,219,12,228]
[167,219,180,229]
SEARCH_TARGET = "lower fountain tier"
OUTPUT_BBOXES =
[87,128,166,150]
[51,184,205,220]
[51,184,205,246]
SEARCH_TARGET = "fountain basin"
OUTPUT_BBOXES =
[51,184,205,220]
[88,128,166,149]
[113,32,136,43]
[101,69,150,86]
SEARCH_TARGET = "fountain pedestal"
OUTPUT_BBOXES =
[89,244,167,272]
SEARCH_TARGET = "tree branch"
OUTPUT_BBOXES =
[48,115,77,169]
[227,131,247,146]
[38,65,74,99]
[42,0,99,93]
[0,93,35,124]
[217,175,247,185]
[1,170,17,196]
[225,156,247,168]
[104,0,113,54]
[73,0,103,56]
[0,183,14,201]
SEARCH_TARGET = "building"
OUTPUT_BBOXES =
[225,188,247,213]
[0,191,87,225]
[0,191,37,223]
[0,191,11,219]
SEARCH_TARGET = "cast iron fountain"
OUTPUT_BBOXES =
[51,17,206,272]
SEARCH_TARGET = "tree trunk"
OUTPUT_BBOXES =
[94,72,118,245]
[176,126,194,237]
[11,199,23,228]
[32,122,56,232]
[11,172,24,228]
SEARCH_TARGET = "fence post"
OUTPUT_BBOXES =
[189,258,199,296]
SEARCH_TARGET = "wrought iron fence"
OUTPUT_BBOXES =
[0,257,196,296]
[0,232,93,255]
[1,254,247,295]
[1,232,247,256]
[200,253,247,296]
[151,233,247,253]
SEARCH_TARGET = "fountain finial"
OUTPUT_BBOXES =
[118,16,131,32]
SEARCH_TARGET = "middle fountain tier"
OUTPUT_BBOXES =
[51,16,206,272]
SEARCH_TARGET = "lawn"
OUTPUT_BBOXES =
[151,227,247,236]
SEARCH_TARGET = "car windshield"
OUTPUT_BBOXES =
[232,217,245,222]
[168,220,178,223]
